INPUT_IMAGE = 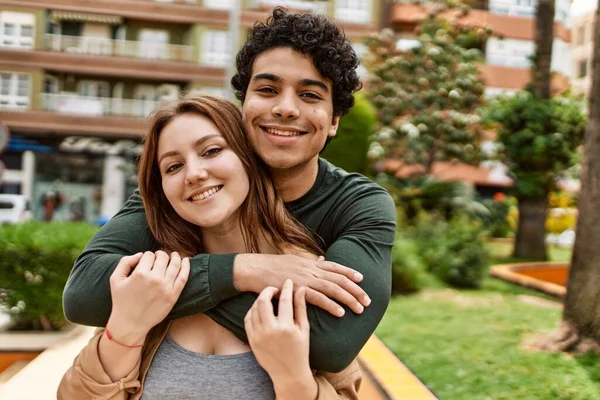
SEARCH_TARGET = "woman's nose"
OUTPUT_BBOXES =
[184,162,209,185]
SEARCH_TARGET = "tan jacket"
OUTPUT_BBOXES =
[57,321,362,400]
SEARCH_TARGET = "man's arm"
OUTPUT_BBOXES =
[62,190,238,326]
[205,189,396,372]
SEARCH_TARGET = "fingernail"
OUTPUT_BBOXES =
[338,307,345,317]
[357,303,364,313]
[354,272,363,281]
[364,295,371,306]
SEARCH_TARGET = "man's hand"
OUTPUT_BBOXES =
[233,254,370,317]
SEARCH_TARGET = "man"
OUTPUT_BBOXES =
[63,7,396,373]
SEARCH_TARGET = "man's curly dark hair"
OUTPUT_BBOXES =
[231,7,362,117]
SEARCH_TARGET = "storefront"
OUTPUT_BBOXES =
[0,133,140,223]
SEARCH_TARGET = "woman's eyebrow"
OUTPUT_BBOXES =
[158,134,221,164]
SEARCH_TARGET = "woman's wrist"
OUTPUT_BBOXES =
[105,315,149,347]
[272,370,318,400]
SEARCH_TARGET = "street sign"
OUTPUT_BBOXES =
[0,121,9,153]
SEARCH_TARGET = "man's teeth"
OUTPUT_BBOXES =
[191,186,222,201]
[266,128,301,137]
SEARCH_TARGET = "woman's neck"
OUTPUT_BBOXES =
[201,217,278,255]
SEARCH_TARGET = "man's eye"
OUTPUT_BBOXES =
[204,147,223,157]
[301,92,321,100]
[257,87,277,94]
[166,163,182,173]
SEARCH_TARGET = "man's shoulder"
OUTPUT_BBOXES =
[319,158,390,197]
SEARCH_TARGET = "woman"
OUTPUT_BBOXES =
[57,94,361,400]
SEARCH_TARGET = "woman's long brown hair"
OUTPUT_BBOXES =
[138,94,323,257]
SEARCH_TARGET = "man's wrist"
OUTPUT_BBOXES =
[232,254,255,292]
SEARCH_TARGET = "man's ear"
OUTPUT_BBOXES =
[329,116,341,138]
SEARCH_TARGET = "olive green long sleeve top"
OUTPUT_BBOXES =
[63,159,396,372]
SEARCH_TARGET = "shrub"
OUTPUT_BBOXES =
[321,92,376,174]
[546,208,578,234]
[0,221,98,330]
[480,195,514,238]
[391,235,426,295]
[412,215,490,288]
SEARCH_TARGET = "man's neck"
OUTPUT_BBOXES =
[270,158,319,203]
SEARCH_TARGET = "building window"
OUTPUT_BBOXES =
[334,0,371,23]
[0,72,30,109]
[202,30,231,67]
[579,60,588,78]
[0,12,35,49]
[485,37,534,69]
[203,0,234,9]
[137,29,169,60]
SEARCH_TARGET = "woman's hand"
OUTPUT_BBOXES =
[106,251,190,345]
[245,280,318,400]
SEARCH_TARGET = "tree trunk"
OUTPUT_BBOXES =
[513,195,548,260]
[531,0,555,99]
[560,2,600,349]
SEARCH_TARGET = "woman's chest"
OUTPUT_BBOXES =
[168,313,250,355]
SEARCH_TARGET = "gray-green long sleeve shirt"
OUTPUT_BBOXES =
[63,159,396,372]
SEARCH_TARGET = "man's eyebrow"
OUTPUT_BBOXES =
[158,134,221,164]
[252,73,280,83]
[299,79,329,93]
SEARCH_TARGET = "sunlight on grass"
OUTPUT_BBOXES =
[376,242,599,399]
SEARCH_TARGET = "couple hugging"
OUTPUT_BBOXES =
[58,7,396,400]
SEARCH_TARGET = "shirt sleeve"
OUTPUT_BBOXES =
[56,328,141,400]
[315,359,362,400]
[62,190,239,326]
[204,189,396,372]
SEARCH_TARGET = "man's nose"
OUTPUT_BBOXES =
[272,90,300,119]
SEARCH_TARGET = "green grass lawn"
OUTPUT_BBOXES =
[376,242,600,400]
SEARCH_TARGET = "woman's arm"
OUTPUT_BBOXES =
[58,252,189,399]
[244,281,361,400]
[57,328,142,400]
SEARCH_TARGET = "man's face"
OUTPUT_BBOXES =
[242,47,340,171]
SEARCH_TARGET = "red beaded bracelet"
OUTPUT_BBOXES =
[104,327,144,348]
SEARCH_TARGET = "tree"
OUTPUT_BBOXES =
[365,1,489,174]
[484,93,586,260]
[321,93,376,174]
[543,2,600,353]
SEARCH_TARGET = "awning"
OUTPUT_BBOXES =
[50,11,123,25]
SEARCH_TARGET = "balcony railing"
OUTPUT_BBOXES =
[41,93,164,118]
[488,0,535,17]
[252,0,328,13]
[44,34,194,63]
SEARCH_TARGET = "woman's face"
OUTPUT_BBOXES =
[157,113,250,229]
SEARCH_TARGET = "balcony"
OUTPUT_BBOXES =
[488,0,534,17]
[44,34,194,63]
[251,0,327,13]
[41,93,162,119]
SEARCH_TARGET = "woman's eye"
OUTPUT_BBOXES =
[165,163,182,173]
[203,147,223,157]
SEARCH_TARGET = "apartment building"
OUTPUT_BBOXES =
[387,0,573,96]
[572,9,596,97]
[0,0,380,223]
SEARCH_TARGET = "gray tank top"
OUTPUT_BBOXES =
[140,334,275,400]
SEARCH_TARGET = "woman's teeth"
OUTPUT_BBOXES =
[191,186,222,201]
[266,128,302,137]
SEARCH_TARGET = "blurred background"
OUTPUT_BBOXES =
[1,0,600,399]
